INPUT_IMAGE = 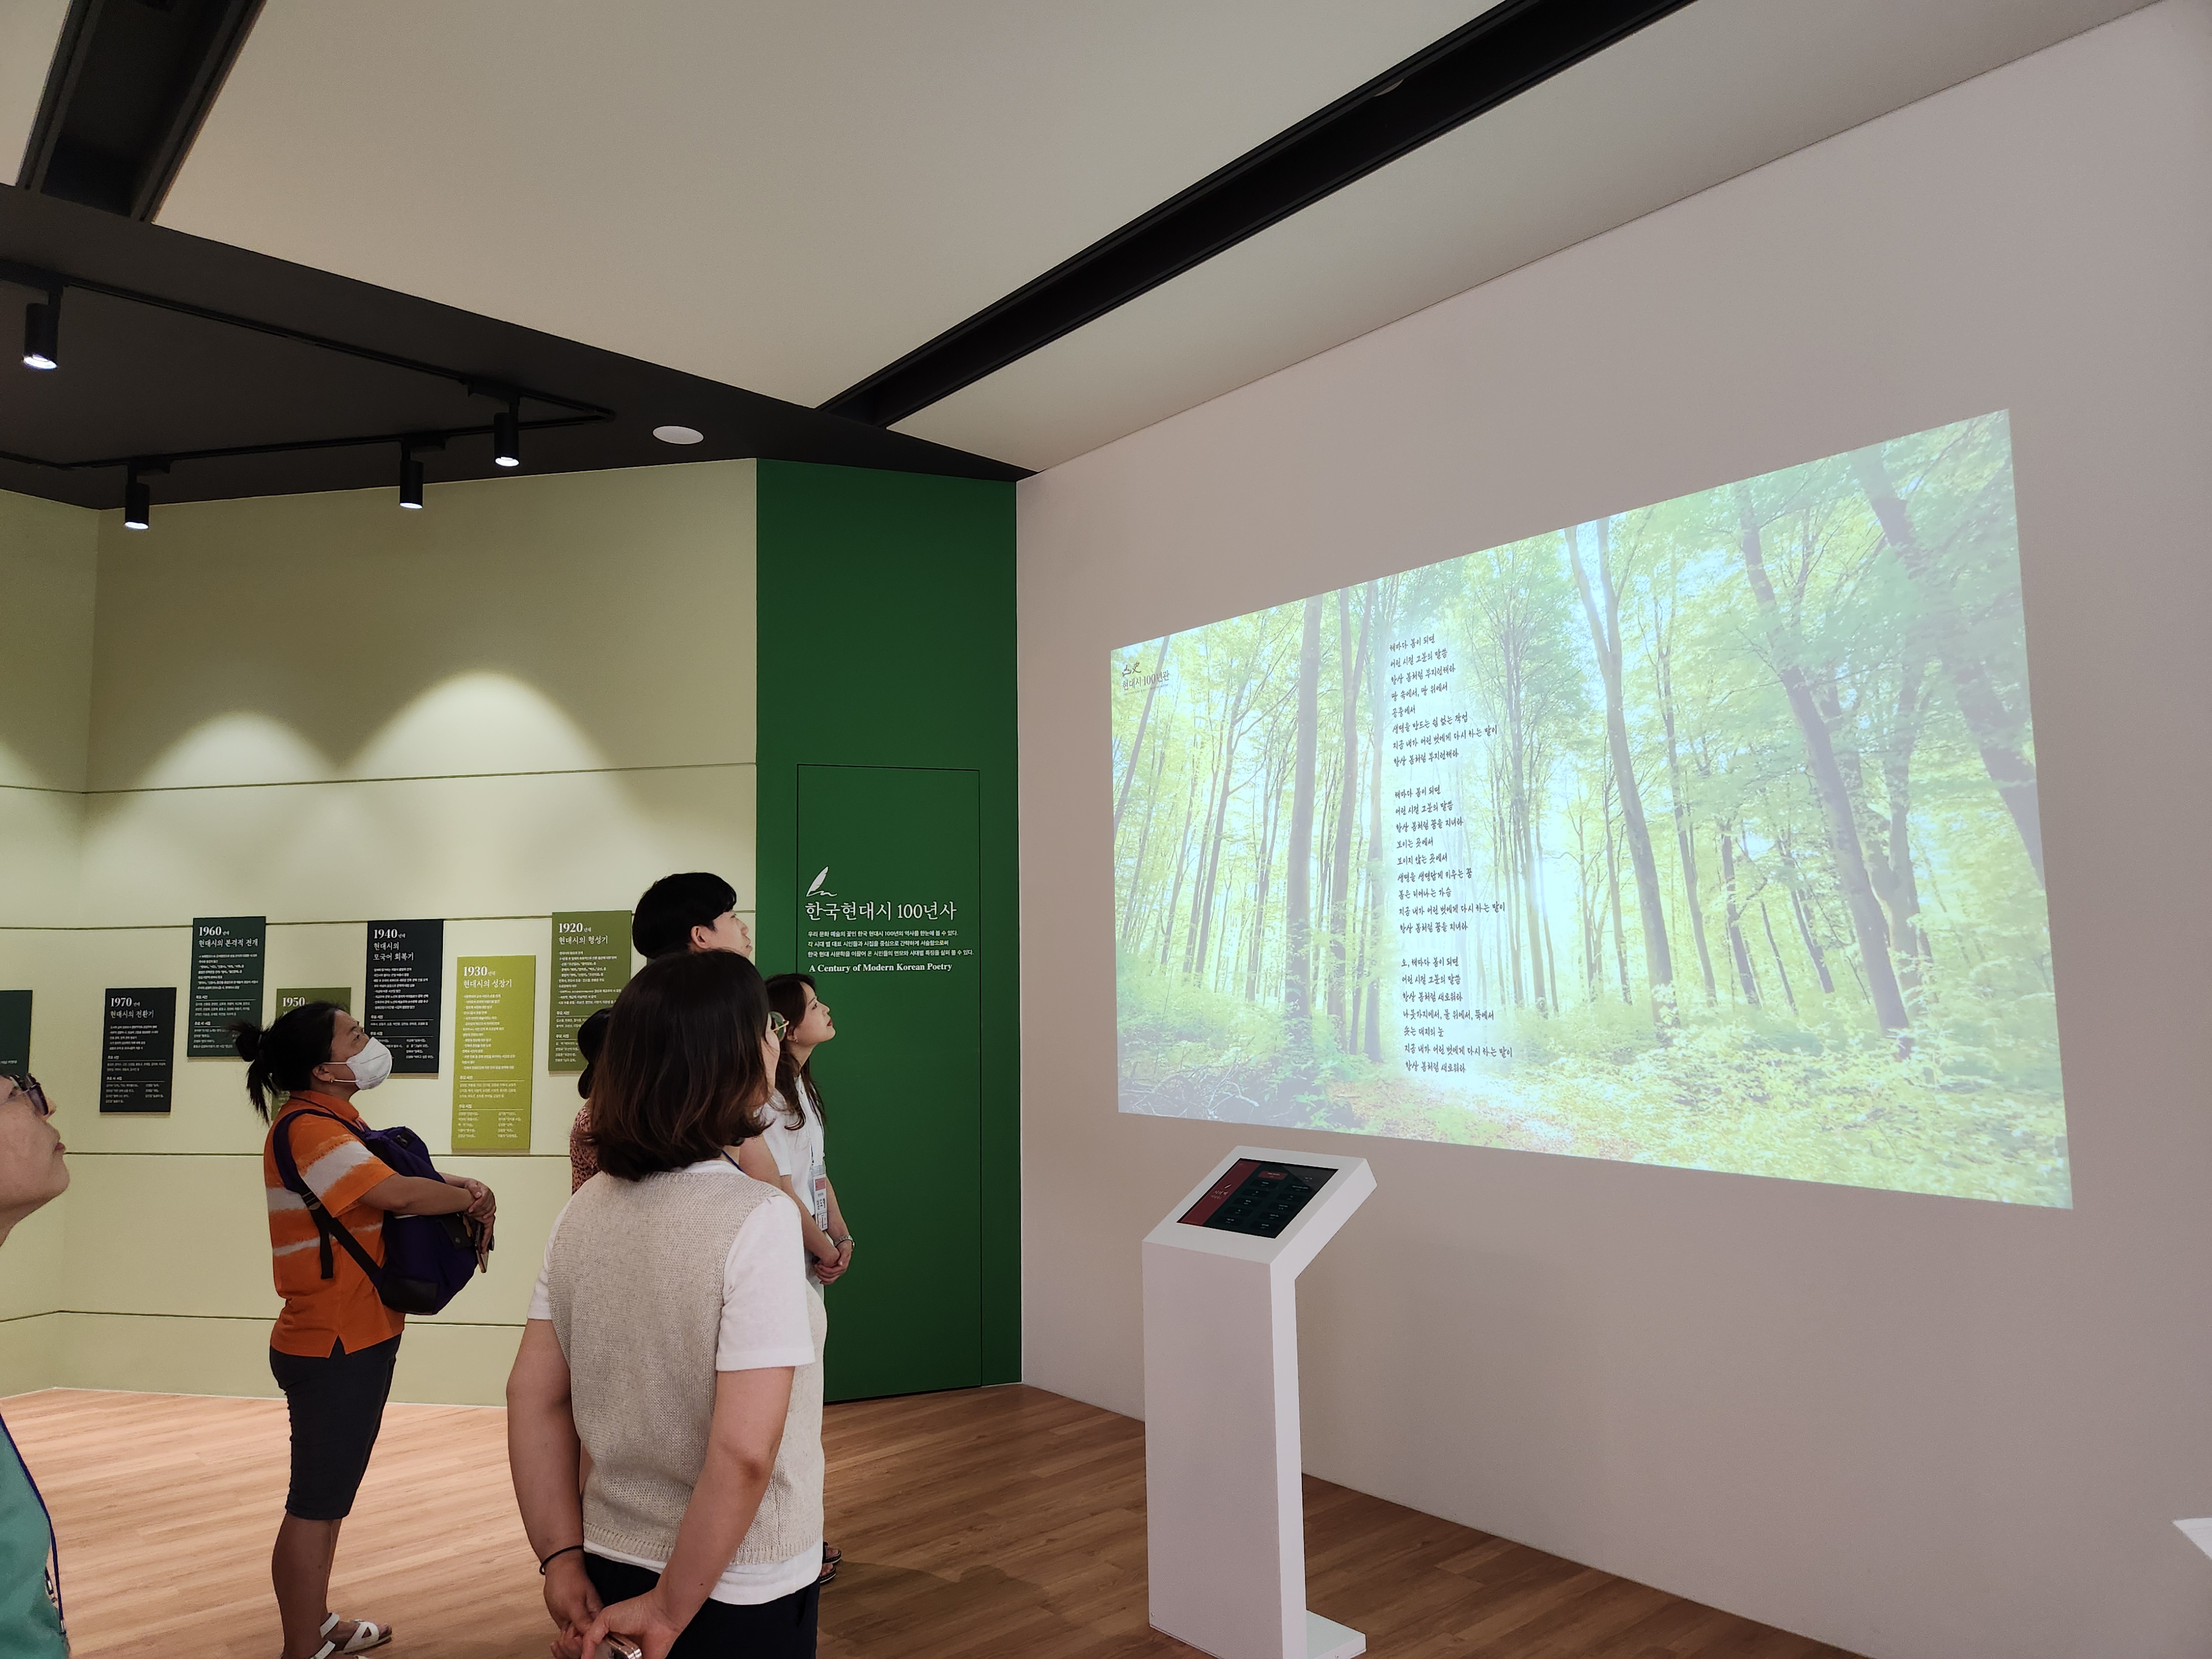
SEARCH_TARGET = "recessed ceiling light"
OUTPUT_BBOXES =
[653,425,705,445]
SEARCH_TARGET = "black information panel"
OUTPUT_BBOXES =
[0,990,29,1074]
[1179,1159,1337,1239]
[187,916,265,1058]
[365,919,444,1074]
[101,987,176,1113]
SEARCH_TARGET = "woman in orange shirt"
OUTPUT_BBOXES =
[237,1001,497,1659]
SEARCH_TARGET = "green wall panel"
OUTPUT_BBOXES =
[756,462,1019,1398]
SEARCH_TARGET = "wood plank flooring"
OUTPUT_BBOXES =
[3,1384,1858,1658]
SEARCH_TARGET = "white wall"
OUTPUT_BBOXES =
[0,461,757,1404]
[1014,7,2212,1656]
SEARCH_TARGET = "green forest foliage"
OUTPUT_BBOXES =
[1111,413,2068,1206]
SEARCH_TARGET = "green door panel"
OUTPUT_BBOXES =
[797,764,983,1400]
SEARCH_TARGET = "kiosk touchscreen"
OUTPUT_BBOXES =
[1143,1146,1376,1659]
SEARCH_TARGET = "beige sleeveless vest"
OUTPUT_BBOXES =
[547,1164,827,1567]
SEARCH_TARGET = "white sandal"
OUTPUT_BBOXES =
[312,1614,392,1655]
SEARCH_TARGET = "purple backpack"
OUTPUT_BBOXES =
[273,1108,483,1316]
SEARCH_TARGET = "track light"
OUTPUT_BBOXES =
[23,293,59,370]
[398,435,442,509]
[123,465,151,530]
[492,400,520,468]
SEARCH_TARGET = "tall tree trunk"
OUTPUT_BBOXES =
[1157,767,1199,969]
[1872,653,1931,993]
[1653,613,1717,1004]
[1717,822,1759,1004]
[1182,727,1229,977]
[1188,692,1251,987]
[1113,635,1172,838]
[1284,598,1324,1035]
[1850,444,2043,884]
[1760,899,1797,1013]
[1328,590,1369,1041]
[1735,486,1909,1038]
[1604,759,1631,1004]
[1119,742,1167,946]
[1567,519,1674,1019]
[1245,737,1284,1002]
[1780,834,1834,994]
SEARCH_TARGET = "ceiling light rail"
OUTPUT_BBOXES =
[0,257,612,418]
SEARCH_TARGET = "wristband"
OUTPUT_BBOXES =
[832,1235,853,1247]
[538,1543,585,1574]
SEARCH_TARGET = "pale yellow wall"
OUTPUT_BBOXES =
[0,489,96,1373]
[0,460,757,1402]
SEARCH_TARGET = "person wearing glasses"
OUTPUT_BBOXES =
[0,1072,69,1659]
[569,873,757,1192]
[735,973,851,1587]
[509,949,825,1659]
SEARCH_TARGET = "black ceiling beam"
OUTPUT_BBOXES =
[823,0,1699,429]
[0,256,610,419]
[17,0,265,221]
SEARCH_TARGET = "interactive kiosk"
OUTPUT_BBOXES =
[1144,1147,1376,1659]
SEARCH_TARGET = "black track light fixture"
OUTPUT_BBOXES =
[492,397,521,468]
[23,289,59,370]
[398,435,443,509]
[123,463,152,530]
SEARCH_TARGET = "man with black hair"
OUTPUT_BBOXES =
[571,874,755,1190]
[630,872,752,961]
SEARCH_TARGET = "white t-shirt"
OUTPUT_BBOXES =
[529,1157,820,1604]
[760,1083,830,1237]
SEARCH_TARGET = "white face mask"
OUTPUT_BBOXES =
[346,1036,394,1091]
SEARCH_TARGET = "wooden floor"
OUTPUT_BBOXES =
[4,1385,1858,1658]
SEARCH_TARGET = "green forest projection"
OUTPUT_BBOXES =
[1111,414,2067,1206]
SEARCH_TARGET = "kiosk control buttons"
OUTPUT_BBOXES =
[1177,1159,1337,1239]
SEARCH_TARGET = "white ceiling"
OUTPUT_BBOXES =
[8,0,2158,472]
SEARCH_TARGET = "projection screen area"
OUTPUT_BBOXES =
[1111,413,2065,1206]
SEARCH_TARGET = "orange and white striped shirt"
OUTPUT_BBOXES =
[263,1092,405,1358]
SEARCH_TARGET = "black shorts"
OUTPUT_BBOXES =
[268,1336,400,1521]
[586,1553,818,1657]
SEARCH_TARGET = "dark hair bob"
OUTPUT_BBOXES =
[587,950,774,1180]
[231,1001,341,1121]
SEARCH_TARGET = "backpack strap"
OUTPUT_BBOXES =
[274,1108,385,1291]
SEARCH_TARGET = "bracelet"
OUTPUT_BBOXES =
[832,1235,853,1247]
[538,1543,585,1574]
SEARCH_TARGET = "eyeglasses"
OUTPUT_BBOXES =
[4,1074,50,1118]
[767,1013,789,1040]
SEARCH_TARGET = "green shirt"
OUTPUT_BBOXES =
[0,1412,66,1658]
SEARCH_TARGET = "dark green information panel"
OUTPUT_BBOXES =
[187,916,264,1058]
[0,991,29,1074]
[797,764,982,1401]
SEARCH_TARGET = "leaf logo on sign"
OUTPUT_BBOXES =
[807,868,831,896]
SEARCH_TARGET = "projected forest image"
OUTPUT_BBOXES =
[1112,413,2067,1205]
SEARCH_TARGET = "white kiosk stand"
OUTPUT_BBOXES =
[1144,1146,1376,1659]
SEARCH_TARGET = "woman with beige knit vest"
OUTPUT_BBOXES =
[507,950,824,1659]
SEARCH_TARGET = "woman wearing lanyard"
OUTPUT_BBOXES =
[236,1003,497,1659]
[0,1071,69,1659]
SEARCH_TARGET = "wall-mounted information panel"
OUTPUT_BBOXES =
[0,991,29,1074]
[453,955,534,1152]
[187,916,264,1058]
[101,988,176,1113]
[366,920,442,1074]
[550,911,630,1072]
[276,987,351,1017]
